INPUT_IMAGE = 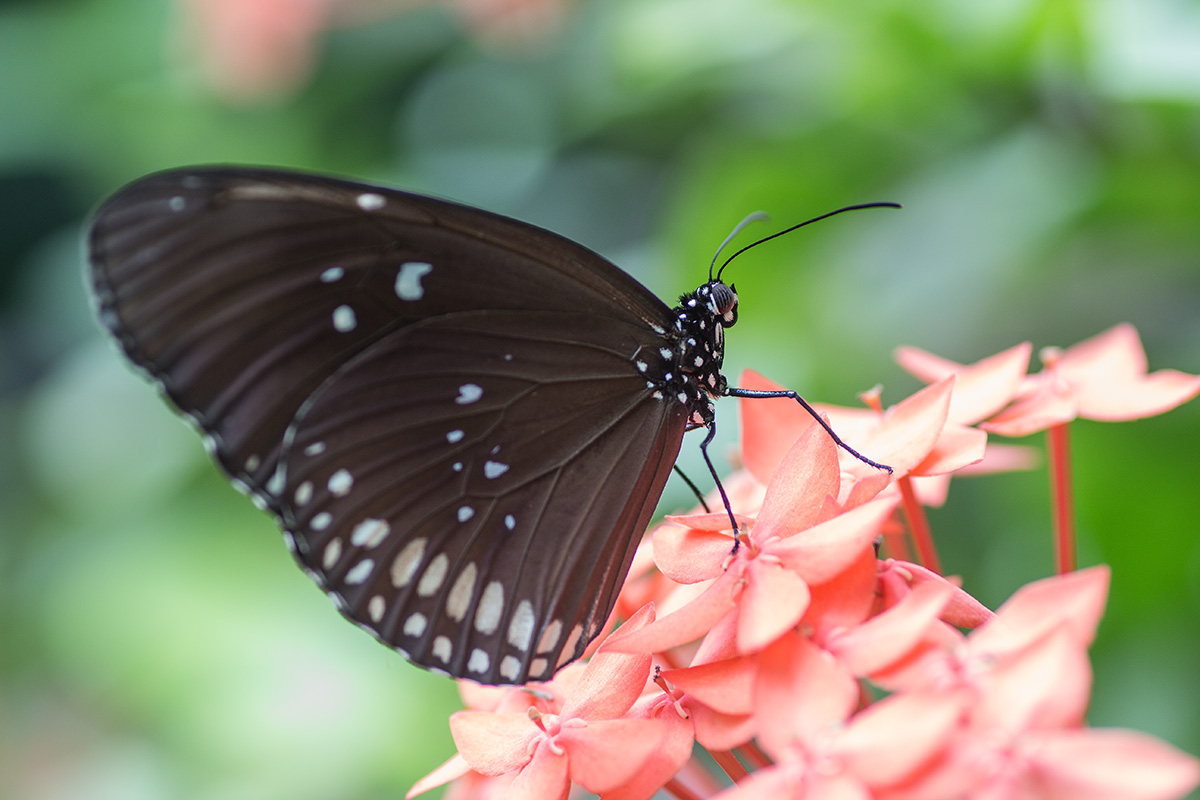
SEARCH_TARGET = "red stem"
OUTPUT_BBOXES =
[663,777,706,800]
[708,749,749,783]
[738,740,773,769]
[1047,423,1076,573]
[897,475,941,574]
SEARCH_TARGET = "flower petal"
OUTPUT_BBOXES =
[981,377,1077,436]
[881,559,994,629]
[406,753,473,798]
[973,627,1092,733]
[854,377,955,476]
[751,417,842,542]
[771,496,898,585]
[662,654,757,716]
[969,565,1109,658]
[826,580,954,677]
[602,698,695,800]
[449,710,535,775]
[562,717,664,794]
[739,369,818,484]
[756,634,858,755]
[737,559,811,653]
[896,342,1032,425]
[804,547,878,640]
[1057,323,1147,380]
[709,764,796,800]
[568,603,655,720]
[507,739,570,800]
[654,520,734,584]
[911,422,987,476]
[604,569,741,655]
[834,690,966,788]
[686,698,756,751]
[1075,367,1200,421]
[1025,727,1200,800]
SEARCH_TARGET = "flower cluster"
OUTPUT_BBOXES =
[411,324,1200,800]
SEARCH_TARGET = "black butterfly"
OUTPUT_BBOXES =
[88,167,891,685]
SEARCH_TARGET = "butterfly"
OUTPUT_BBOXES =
[88,166,892,685]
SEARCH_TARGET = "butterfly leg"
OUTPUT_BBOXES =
[697,419,743,554]
[723,386,893,473]
[672,464,711,513]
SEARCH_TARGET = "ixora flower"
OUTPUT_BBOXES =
[412,329,1200,800]
[410,603,689,800]
[176,0,571,101]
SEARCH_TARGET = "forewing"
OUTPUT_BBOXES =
[88,167,672,502]
[278,311,689,684]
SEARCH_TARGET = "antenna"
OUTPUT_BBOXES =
[709,211,769,282]
[715,202,901,281]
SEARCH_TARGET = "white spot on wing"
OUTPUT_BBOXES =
[168,196,185,212]
[468,648,490,674]
[508,600,536,650]
[319,266,344,283]
[332,305,357,332]
[328,469,353,496]
[529,657,549,678]
[368,595,385,623]
[404,612,428,637]
[391,538,426,587]
[418,553,449,596]
[322,539,342,570]
[483,461,509,479]
[558,624,584,667]
[446,429,464,443]
[455,384,483,404]
[350,518,390,548]
[538,619,562,654]
[504,514,515,531]
[499,655,522,682]
[432,636,452,663]
[311,511,332,531]
[304,441,326,457]
[395,261,433,301]
[294,481,313,506]
[345,558,374,585]
[474,581,505,634]
[356,192,385,211]
[457,505,474,522]
[445,562,477,621]
[266,465,286,495]
[244,454,261,472]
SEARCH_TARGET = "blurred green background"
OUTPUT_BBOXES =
[2,0,1199,797]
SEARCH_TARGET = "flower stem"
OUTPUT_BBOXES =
[1047,423,1076,573]
[739,740,772,769]
[708,749,749,782]
[897,475,941,574]
[663,777,706,800]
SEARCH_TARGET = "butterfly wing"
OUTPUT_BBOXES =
[282,311,687,683]
[89,167,674,500]
[88,166,687,683]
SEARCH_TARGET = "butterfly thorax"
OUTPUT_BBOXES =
[635,280,738,427]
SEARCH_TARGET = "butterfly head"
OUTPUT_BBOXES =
[697,280,738,329]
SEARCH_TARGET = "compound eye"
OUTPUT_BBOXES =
[709,282,738,324]
[710,282,735,313]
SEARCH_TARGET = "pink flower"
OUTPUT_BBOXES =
[713,634,967,800]
[417,604,670,800]
[980,324,1200,436]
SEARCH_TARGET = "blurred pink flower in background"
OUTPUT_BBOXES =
[175,0,572,102]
